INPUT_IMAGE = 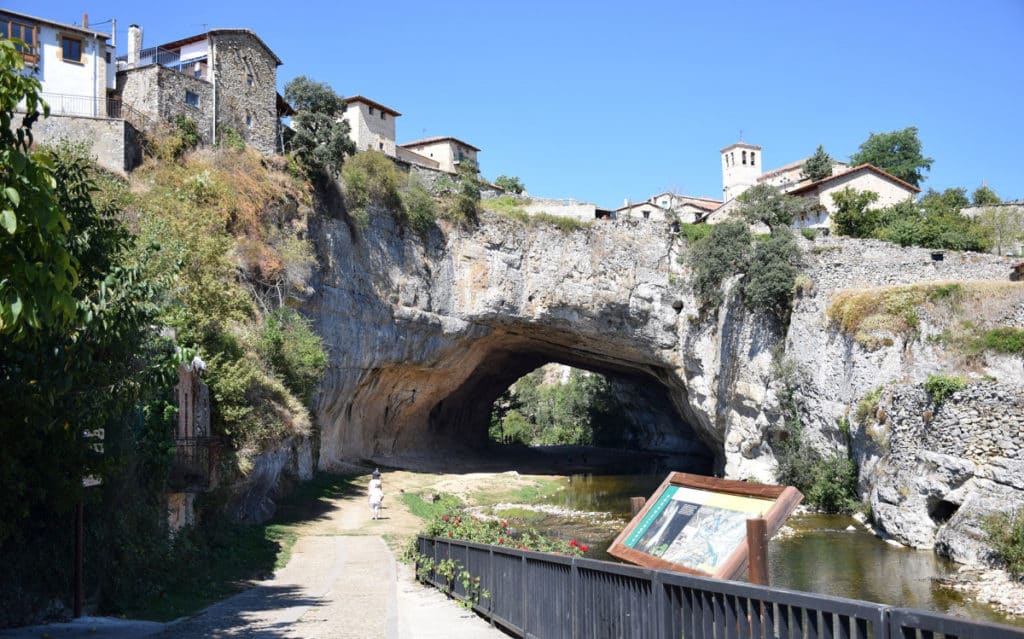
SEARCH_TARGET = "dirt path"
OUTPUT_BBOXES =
[156,471,531,638]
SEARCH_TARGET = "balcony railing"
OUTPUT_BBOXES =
[116,47,209,79]
[35,92,122,118]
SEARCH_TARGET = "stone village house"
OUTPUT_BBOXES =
[6,10,291,171]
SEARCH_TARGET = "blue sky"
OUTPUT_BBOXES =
[19,0,1024,209]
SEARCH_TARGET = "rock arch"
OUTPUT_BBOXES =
[307,209,781,479]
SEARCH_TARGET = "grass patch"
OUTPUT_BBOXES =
[983,510,1024,578]
[495,507,546,523]
[486,196,592,232]
[401,492,463,521]
[128,473,356,621]
[977,327,1024,355]
[854,387,884,425]
[826,281,1024,350]
[471,478,563,507]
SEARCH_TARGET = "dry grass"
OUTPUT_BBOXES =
[827,280,1024,349]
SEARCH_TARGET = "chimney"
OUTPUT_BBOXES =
[127,24,142,66]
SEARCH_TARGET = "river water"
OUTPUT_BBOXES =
[534,473,1021,627]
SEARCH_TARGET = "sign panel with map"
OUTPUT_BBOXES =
[607,472,802,579]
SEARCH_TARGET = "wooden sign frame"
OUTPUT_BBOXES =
[607,472,802,580]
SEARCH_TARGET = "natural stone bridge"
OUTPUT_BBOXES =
[305,204,1021,492]
[307,211,744,475]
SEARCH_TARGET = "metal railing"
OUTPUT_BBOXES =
[417,536,1024,639]
[37,92,122,118]
[168,437,219,492]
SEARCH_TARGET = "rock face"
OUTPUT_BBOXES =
[305,204,1024,563]
[863,384,1024,564]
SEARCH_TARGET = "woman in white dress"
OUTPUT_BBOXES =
[368,469,384,520]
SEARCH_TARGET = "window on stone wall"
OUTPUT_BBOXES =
[379,142,384,150]
[185,90,200,107]
[61,35,83,63]
[246,114,253,128]
[247,73,254,86]
[380,111,386,120]
[369,106,376,115]
[643,210,651,220]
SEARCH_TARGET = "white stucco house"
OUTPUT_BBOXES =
[617,192,722,223]
[3,9,116,117]
[399,136,479,174]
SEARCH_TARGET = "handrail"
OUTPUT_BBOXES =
[416,535,1024,639]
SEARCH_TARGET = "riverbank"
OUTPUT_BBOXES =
[939,567,1024,619]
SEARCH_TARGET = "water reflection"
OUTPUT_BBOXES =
[537,474,1022,627]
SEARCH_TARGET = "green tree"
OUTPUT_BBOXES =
[0,40,79,337]
[689,221,752,310]
[738,184,812,229]
[744,230,801,320]
[830,187,880,237]
[849,126,934,187]
[283,76,355,177]
[494,175,525,195]
[976,205,1023,256]
[801,145,834,182]
[972,184,1001,206]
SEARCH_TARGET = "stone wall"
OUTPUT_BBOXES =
[117,66,215,145]
[865,382,1024,564]
[211,32,278,154]
[18,113,140,174]
[402,161,504,199]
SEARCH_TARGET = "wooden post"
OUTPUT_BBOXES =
[747,517,769,586]
[73,500,84,617]
[630,496,646,518]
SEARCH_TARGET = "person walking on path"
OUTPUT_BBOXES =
[368,469,384,520]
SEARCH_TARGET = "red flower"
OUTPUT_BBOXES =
[442,515,449,522]
[501,521,508,528]
[569,539,578,547]
[580,544,589,553]
[498,537,504,544]
[447,532,453,537]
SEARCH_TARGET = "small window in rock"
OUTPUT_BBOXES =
[379,142,384,150]
[246,73,254,86]
[245,114,253,128]
[643,210,651,220]
[184,90,200,107]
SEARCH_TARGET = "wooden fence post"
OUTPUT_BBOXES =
[747,518,770,586]
[630,496,646,517]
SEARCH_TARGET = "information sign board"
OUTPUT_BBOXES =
[607,472,802,579]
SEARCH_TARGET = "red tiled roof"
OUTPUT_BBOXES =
[757,158,806,181]
[786,164,921,195]
[344,96,401,117]
[400,136,481,152]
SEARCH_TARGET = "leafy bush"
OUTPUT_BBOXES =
[830,187,881,238]
[422,513,586,556]
[689,221,752,310]
[341,151,403,226]
[678,222,712,243]
[402,178,437,237]
[978,327,1024,355]
[800,227,818,241]
[983,510,1024,578]
[924,373,967,404]
[258,308,327,398]
[494,175,525,194]
[744,230,801,320]
[854,387,884,425]
[806,456,859,513]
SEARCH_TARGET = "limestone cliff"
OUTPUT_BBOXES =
[304,203,1023,564]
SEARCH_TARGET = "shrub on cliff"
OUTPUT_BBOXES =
[983,510,1024,578]
[744,230,801,320]
[283,76,356,177]
[689,221,752,310]
[924,373,966,404]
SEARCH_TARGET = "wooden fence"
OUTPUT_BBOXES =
[417,536,1024,639]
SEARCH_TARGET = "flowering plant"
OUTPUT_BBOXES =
[424,512,587,557]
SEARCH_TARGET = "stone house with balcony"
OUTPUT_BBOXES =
[116,25,286,154]
[2,10,138,172]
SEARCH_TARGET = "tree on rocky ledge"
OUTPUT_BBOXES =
[283,76,355,178]
[849,126,933,187]
[494,175,525,194]
[801,145,834,182]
